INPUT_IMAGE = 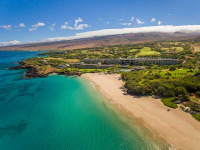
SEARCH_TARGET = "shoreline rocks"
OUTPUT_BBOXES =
[9,62,82,79]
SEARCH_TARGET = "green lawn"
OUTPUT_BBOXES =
[130,49,138,52]
[172,47,183,52]
[161,98,178,108]
[61,68,112,73]
[161,47,183,52]
[158,69,195,78]
[135,47,160,57]
[190,98,200,104]
[192,114,200,122]
[81,50,88,54]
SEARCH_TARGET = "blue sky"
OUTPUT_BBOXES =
[0,0,200,45]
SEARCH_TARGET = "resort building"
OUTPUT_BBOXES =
[69,62,114,69]
[83,58,179,66]
[61,57,179,69]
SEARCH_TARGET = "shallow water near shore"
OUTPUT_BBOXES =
[0,51,169,150]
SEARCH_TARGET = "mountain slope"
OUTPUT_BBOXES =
[1,32,200,51]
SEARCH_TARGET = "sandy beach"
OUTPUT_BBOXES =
[82,73,200,150]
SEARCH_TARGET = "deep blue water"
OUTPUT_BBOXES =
[0,51,168,150]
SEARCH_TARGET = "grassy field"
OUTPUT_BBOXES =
[81,50,88,54]
[135,47,160,57]
[157,69,195,77]
[190,98,200,104]
[45,57,80,63]
[161,98,178,108]
[130,49,138,52]
[192,114,200,122]
[161,47,183,52]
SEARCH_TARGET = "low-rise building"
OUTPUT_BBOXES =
[57,64,69,69]
[83,58,179,66]
[69,62,113,69]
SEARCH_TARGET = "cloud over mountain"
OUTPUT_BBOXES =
[45,25,200,42]
[0,40,21,46]
[1,25,200,46]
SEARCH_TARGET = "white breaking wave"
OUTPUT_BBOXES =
[90,82,96,89]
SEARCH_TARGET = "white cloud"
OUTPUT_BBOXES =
[49,23,56,31]
[158,21,162,25]
[0,25,12,30]
[120,22,132,26]
[29,22,45,31]
[60,22,73,30]
[75,24,89,30]
[106,22,110,24]
[131,17,134,22]
[74,17,83,27]
[44,25,200,43]
[119,17,134,26]
[0,40,21,46]
[117,18,123,22]
[14,23,26,28]
[60,18,90,30]
[151,18,156,22]
[136,18,145,24]
[19,23,25,27]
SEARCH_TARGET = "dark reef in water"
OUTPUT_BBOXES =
[0,120,28,139]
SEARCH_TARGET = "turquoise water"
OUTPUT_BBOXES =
[0,51,168,150]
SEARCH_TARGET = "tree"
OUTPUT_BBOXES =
[196,91,200,97]
[175,86,187,96]
[169,65,176,71]
[178,94,190,102]
[154,73,161,79]
[165,72,172,76]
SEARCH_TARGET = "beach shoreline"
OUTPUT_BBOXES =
[82,73,200,150]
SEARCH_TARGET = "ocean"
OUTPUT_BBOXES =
[0,51,169,150]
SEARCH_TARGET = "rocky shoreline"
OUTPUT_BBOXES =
[9,62,82,78]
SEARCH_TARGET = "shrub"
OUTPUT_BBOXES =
[194,71,200,76]
[161,98,178,108]
[169,65,176,71]
[165,72,172,76]
[174,86,187,96]
[154,73,161,79]
[192,114,200,122]
[196,91,200,97]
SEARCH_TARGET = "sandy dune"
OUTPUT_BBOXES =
[82,73,200,150]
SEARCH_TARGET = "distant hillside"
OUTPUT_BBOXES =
[1,32,200,51]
